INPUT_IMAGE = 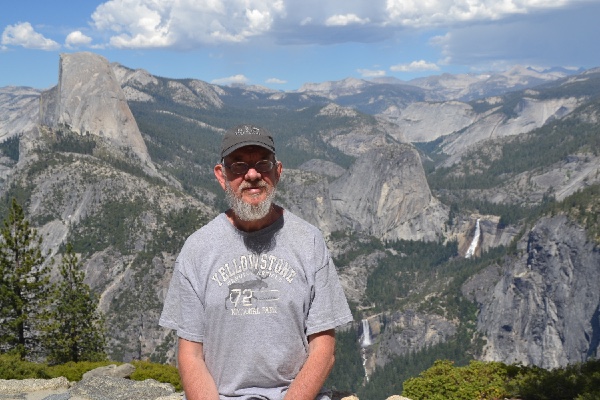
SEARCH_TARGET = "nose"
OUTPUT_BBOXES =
[244,166,262,181]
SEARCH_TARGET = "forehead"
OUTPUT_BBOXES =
[225,146,274,161]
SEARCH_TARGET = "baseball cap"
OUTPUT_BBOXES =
[221,124,275,158]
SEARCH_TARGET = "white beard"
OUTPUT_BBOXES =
[224,179,276,222]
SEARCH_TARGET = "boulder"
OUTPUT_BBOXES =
[82,363,136,380]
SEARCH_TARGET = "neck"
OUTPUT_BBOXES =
[227,204,283,232]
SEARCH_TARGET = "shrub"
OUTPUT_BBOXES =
[402,359,510,400]
[45,360,115,381]
[0,353,49,379]
[131,360,182,391]
[0,355,181,392]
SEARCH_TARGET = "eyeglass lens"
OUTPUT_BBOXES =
[227,160,274,174]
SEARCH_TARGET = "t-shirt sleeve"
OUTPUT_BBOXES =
[159,258,206,343]
[305,241,354,336]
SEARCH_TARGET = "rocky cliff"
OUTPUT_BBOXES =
[464,215,600,369]
[39,52,155,172]
[1,52,450,363]
[1,52,599,388]
[331,143,447,242]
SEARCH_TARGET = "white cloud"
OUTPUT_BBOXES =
[358,68,386,78]
[1,22,60,50]
[91,0,286,48]
[56,0,587,51]
[266,78,287,84]
[92,0,174,48]
[300,17,313,26]
[211,74,249,85]
[390,60,440,72]
[384,0,573,27]
[325,14,370,26]
[65,31,93,48]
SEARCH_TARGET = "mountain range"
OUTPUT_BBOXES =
[0,52,598,397]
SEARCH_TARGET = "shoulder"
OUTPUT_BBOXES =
[280,210,329,259]
[180,214,229,253]
[281,210,323,238]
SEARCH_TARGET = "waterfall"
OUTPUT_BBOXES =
[361,319,372,347]
[465,218,481,259]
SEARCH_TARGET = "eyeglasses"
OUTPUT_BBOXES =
[223,160,276,175]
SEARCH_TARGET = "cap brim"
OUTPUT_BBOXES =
[221,142,275,158]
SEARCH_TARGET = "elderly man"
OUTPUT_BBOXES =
[159,124,353,400]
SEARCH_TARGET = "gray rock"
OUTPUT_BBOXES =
[82,364,136,380]
[330,143,447,242]
[0,378,69,395]
[70,376,174,400]
[39,52,155,173]
[40,394,71,400]
[474,215,600,368]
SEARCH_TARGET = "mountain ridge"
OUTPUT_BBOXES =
[0,52,598,398]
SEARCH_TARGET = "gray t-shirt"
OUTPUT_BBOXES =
[159,210,353,400]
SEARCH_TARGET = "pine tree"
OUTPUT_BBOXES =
[42,242,107,364]
[0,198,51,360]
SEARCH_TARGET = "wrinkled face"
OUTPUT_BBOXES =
[215,146,282,222]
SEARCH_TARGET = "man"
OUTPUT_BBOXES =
[159,124,353,400]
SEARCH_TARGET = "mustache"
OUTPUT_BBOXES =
[238,180,267,190]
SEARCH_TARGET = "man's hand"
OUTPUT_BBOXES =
[178,338,220,400]
[284,329,336,400]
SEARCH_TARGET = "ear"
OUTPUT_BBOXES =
[214,164,227,190]
[274,161,283,183]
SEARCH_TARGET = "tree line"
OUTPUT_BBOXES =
[0,198,107,364]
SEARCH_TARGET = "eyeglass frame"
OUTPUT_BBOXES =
[221,159,278,175]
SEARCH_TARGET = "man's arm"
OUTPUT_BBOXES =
[178,338,220,400]
[284,329,336,400]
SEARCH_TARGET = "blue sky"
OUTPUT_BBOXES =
[1,0,599,91]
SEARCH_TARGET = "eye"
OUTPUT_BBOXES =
[229,162,249,174]
[254,160,274,172]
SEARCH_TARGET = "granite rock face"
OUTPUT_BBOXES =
[471,215,600,369]
[331,143,447,242]
[39,52,154,170]
[2,52,598,371]
[374,310,457,368]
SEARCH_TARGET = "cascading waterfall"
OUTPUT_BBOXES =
[360,319,372,382]
[465,218,481,258]
[361,319,372,347]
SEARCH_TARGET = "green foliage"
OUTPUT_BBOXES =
[0,198,51,360]
[402,359,510,400]
[45,360,115,381]
[50,128,97,155]
[332,233,385,270]
[358,324,476,399]
[0,355,182,390]
[0,353,49,379]
[41,243,108,365]
[425,107,600,191]
[69,197,146,255]
[130,360,182,391]
[151,207,210,254]
[513,359,600,400]
[442,195,556,228]
[0,135,20,162]
[397,358,600,400]
[545,184,600,243]
[325,329,364,393]
[0,183,34,223]
[365,239,458,311]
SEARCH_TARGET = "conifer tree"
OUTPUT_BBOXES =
[42,243,107,364]
[0,198,50,360]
